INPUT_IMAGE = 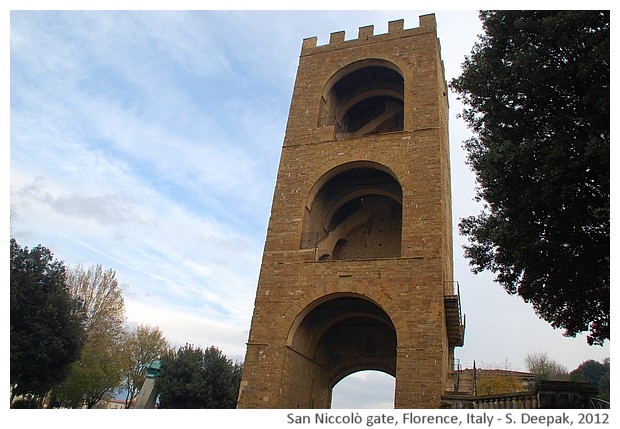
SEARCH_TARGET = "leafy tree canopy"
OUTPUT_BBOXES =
[124,324,169,408]
[156,344,243,409]
[10,238,86,402]
[476,374,528,396]
[53,265,129,408]
[524,352,569,382]
[450,11,609,345]
[570,358,610,401]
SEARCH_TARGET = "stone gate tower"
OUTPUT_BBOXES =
[237,14,464,409]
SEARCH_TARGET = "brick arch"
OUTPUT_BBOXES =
[321,58,405,101]
[301,161,403,260]
[285,292,400,391]
[304,160,402,210]
[330,367,395,391]
[318,58,406,137]
[285,290,407,350]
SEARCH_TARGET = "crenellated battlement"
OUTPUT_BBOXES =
[301,14,436,55]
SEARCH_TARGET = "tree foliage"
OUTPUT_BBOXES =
[570,358,610,401]
[123,324,169,408]
[450,11,609,345]
[53,265,129,408]
[10,238,86,404]
[476,374,528,396]
[525,352,569,381]
[65,264,126,340]
[156,344,243,409]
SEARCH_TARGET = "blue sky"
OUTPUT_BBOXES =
[7,5,612,409]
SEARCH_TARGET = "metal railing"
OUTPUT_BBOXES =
[589,397,611,409]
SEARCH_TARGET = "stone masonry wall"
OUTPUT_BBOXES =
[238,14,455,409]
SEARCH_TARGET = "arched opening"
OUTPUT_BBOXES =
[331,370,395,409]
[319,59,404,139]
[301,162,403,260]
[286,294,397,408]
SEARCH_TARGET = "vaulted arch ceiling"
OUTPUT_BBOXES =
[321,60,405,137]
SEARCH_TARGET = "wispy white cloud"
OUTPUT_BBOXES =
[11,11,283,238]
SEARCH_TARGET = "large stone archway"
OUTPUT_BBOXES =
[284,294,397,408]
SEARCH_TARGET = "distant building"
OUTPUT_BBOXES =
[93,396,132,409]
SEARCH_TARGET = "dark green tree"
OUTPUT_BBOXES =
[450,11,609,345]
[156,344,242,408]
[10,238,86,405]
[597,359,610,402]
[570,358,610,401]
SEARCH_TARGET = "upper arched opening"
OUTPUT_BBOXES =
[301,162,402,260]
[319,59,405,138]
